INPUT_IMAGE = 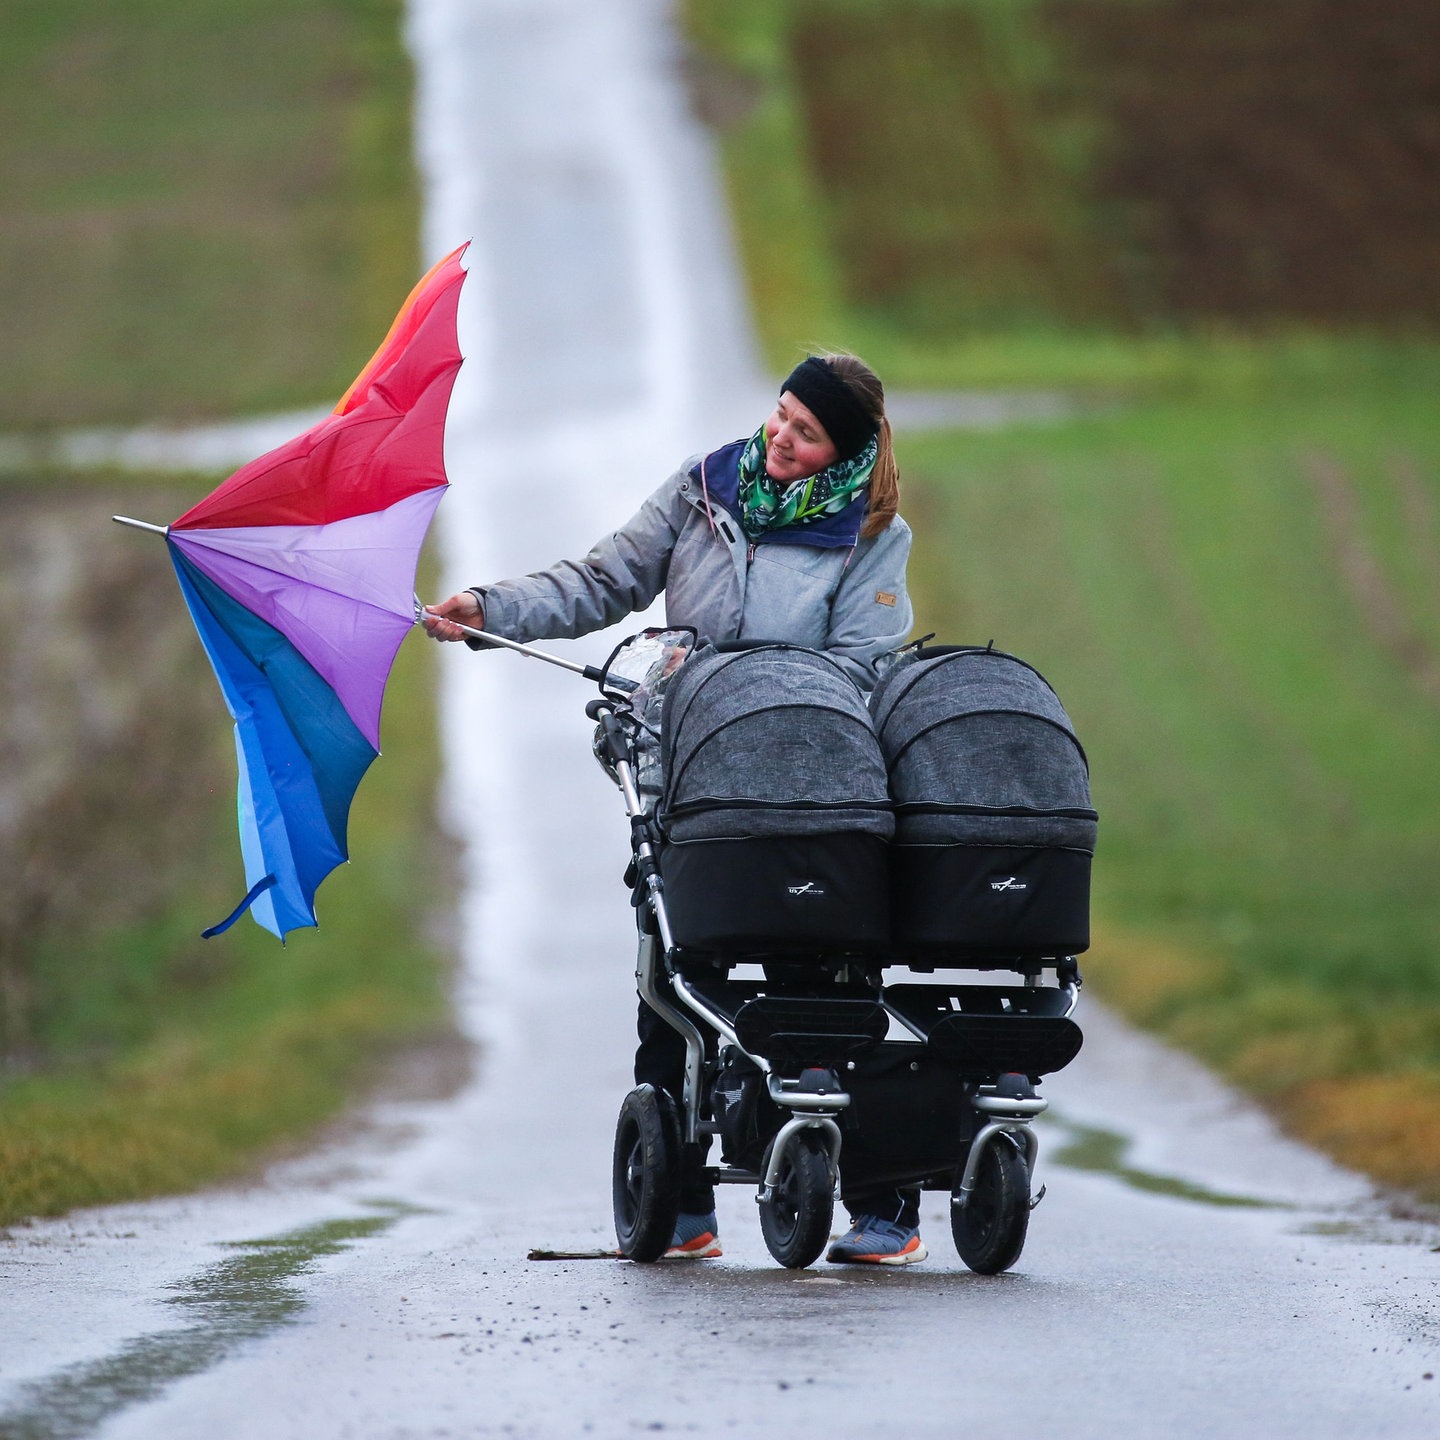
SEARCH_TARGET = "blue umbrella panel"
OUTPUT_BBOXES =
[170,547,378,940]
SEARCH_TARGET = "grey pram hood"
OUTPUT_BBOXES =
[869,646,1097,851]
[659,643,895,843]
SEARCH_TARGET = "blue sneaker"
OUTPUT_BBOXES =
[826,1216,928,1266]
[664,1211,722,1259]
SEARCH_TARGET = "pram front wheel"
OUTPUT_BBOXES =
[758,1131,835,1269]
[951,1135,1030,1275]
[612,1085,682,1263]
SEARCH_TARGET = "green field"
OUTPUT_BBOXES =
[686,0,1440,1195]
[683,0,1439,381]
[0,0,416,429]
[898,365,1440,1191]
[0,0,438,1226]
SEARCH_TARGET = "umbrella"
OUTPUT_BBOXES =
[116,244,469,940]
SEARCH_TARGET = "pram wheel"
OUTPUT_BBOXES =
[951,1135,1030,1275]
[612,1085,682,1262]
[758,1131,835,1269]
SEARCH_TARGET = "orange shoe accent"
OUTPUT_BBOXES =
[834,1234,928,1267]
[663,1231,722,1260]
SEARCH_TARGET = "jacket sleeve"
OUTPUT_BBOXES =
[475,469,692,642]
[824,516,915,690]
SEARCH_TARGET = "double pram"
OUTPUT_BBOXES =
[590,630,1096,1272]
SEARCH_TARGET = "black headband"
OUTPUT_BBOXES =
[779,356,879,462]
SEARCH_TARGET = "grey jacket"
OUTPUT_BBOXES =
[477,458,914,690]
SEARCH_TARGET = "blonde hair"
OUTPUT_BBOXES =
[816,352,900,539]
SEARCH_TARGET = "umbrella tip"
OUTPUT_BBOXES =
[113,515,170,535]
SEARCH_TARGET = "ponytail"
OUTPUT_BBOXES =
[861,416,899,539]
[813,352,900,539]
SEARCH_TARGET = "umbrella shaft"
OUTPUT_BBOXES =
[418,614,593,678]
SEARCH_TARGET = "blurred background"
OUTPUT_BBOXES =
[1,0,1437,1223]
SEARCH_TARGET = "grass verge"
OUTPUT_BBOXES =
[899,357,1440,1197]
[0,470,452,1227]
[0,0,439,1226]
[685,0,1440,1201]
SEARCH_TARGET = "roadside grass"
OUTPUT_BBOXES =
[0,0,416,430]
[0,471,451,1228]
[684,0,1128,382]
[0,0,435,1229]
[683,1,1440,383]
[686,0,1440,1199]
[898,360,1440,1196]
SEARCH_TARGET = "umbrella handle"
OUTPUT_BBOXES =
[413,600,609,683]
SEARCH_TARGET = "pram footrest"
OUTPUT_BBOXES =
[733,996,888,1070]
[884,983,1083,1078]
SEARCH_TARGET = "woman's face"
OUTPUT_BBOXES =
[764,391,839,482]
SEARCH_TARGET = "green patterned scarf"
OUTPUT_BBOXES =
[736,424,877,541]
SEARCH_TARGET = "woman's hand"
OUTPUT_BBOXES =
[422,590,483,642]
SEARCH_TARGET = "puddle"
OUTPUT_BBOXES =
[1048,1119,1284,1211]
[1298,1219,1377,1240]
[1294,1216,1440,1249]
[0,1202,414,1440]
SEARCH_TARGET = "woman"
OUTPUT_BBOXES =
[425,353,927,1266]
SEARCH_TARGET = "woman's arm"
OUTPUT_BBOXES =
[825,516,915,689]
[425,468,692,645]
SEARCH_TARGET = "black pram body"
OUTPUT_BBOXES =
[658,643,893,953]
[658,640,1096,965]
[871,644,1098,958]
[647,640,1092,1201]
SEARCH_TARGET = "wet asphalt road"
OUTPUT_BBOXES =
[4,1,1440,1436]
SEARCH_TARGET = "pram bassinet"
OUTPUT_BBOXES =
[658,643,893,952]
[869,645,1097,957]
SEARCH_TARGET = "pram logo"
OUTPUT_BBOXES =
[989,875,1028,893]
[787,881,826,898]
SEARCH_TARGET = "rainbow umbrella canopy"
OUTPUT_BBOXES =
[140,244,468,940]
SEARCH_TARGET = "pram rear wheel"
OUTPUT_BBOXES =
[758,1131,834,1269]
[612,1085,682,1263]
[951,1135,1030,1275]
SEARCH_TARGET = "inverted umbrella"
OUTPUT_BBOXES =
[116,244,468,940]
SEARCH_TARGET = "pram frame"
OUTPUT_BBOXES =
[590,675,1080,1266]
[436,615,1085,1271]
[596,698,849,1201]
